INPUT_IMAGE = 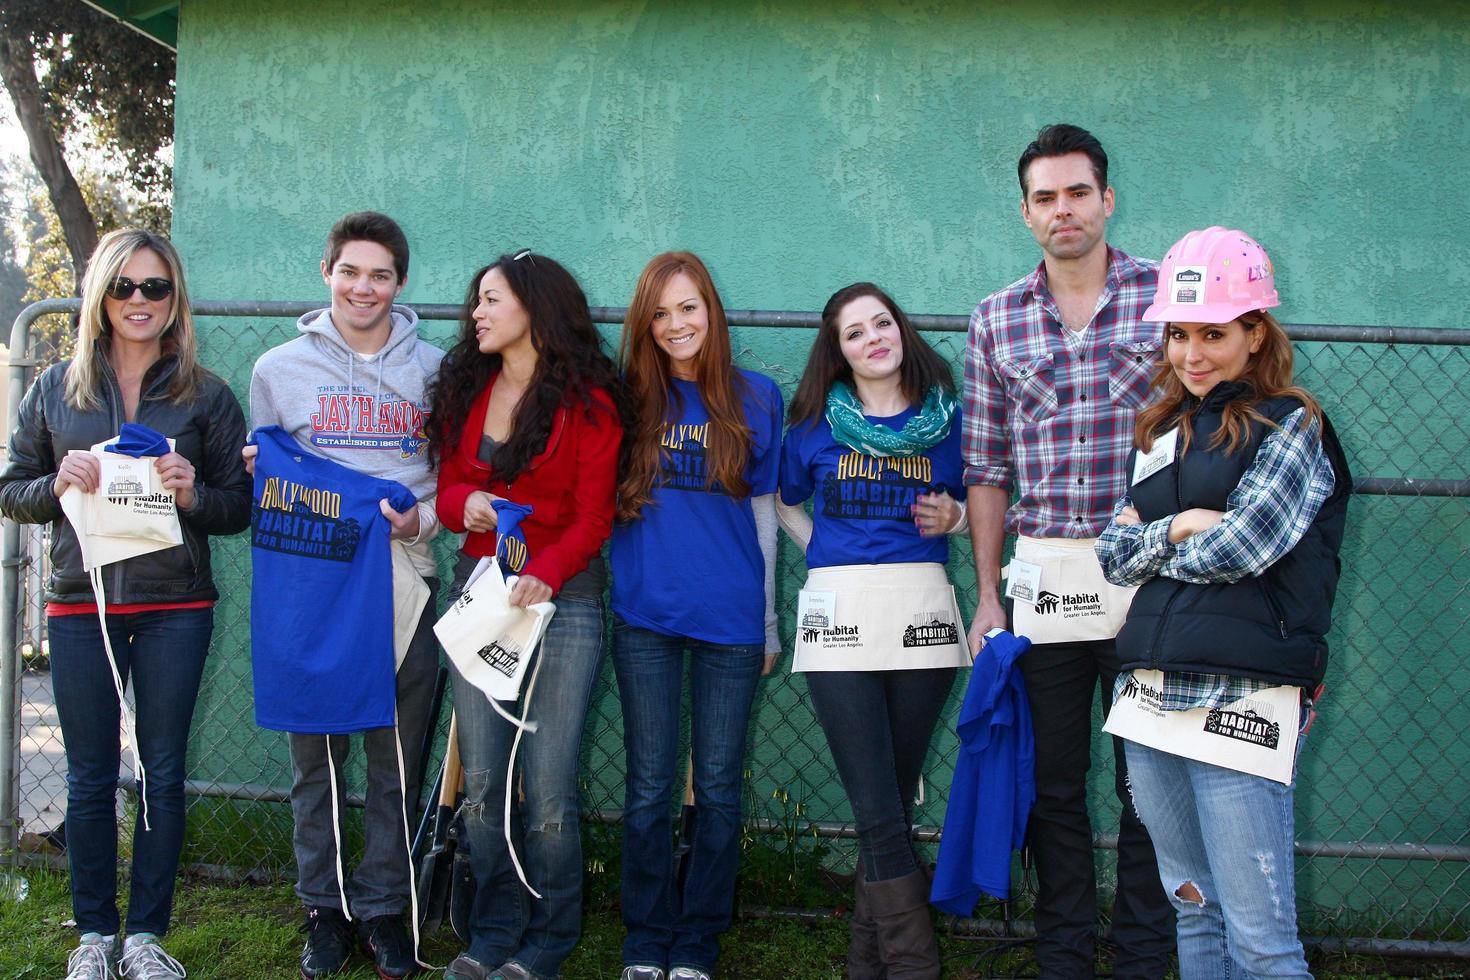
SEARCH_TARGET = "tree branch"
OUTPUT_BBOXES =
[0,31,97,286]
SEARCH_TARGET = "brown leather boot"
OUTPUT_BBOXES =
[866,870,941,980]
[847,869,886,979]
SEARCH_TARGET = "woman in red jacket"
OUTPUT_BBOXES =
[428,250,625,980]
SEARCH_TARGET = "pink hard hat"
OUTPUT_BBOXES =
[1141,226,1280,324]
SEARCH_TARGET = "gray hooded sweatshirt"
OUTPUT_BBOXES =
[249,305,444,574]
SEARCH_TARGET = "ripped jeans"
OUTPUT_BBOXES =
[1125,719,1312,980]
[449,590,605,977]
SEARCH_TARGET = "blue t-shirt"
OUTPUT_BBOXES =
[779,405,965,569]
[610,370,783,645]
[249,425,416,734]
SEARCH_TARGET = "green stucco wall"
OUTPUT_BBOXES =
[168,0,1468,938]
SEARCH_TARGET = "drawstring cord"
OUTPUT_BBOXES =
[501,643,548,899]
[325,734,351,920]
[88,566,150,832]
[392,704,437,971]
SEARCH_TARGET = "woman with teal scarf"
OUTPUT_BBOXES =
[777,282,970,979]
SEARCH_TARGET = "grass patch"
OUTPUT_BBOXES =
[4,866,1467,978]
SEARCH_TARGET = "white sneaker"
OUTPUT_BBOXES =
[65,933,118,980]
[119,934,186,979]
[669,969,712,980]
[621,967,667,980]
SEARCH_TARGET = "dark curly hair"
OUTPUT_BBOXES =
[426,252,627,483]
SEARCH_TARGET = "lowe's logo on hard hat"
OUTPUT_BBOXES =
[1172,265,1209,303]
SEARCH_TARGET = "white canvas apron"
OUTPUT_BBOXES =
[1007,535,1136,645]
[1104,669,1303,784]
[793,562,971,672]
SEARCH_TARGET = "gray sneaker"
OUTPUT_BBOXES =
[489,961,551,980]
[444,954,492,980]
[620,968,666,980]
[118,934,185,979]
[669,969,712,980]
[65,933,119,980]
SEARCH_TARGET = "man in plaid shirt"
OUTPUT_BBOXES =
[962,125,1175,978]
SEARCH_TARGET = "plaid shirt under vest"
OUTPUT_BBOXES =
[963,246,1161,538]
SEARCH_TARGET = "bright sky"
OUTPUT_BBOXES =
[1,101,28,160]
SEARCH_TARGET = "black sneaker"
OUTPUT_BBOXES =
[358,913,416,979]
[300,906,353,978]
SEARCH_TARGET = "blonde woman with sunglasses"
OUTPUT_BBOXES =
[0,228,252,979]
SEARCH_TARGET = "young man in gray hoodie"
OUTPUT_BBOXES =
[247,211,443,979]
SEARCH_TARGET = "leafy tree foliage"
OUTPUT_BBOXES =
[0,0,173,280]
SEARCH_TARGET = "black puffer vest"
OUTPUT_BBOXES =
[1117,382,1351,688]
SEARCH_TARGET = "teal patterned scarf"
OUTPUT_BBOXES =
[824,382,957,457]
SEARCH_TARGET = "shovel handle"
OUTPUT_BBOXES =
[682,747,695,807]
[439,714,462,808]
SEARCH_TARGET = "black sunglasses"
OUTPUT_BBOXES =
[106,277,174,301]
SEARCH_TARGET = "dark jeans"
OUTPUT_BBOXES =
[1017,638,1175,979]
[48,607,214,936]
[611,619,765,972]
[289,579,440,918]
[805,667,956,882]
[451,590,606,977]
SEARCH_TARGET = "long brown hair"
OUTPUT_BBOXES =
[787,282,954,427]
[1136,309,1323,455]
[616,251,752,521]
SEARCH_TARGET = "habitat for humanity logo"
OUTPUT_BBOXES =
[801,623,861,648]
[1205,706,1281,749]
[902,614,959,647]
[108,491,175,517]
[820,452,937,522]
[475,638,522,679]
[1118,673,1166,711]
[251,477,359,562]
[1034,590,1102,619]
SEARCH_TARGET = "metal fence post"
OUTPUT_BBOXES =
[2,299,75,858]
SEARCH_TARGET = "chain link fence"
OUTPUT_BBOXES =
[3,299,1467,959]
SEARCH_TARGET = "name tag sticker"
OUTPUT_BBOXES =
[1004,559,1043,603]
[797,590,837,631]
[1132,427,1178,486]
[99,453,152,497]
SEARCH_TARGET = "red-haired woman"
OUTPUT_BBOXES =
[1097,227,1351,978]
[609,252,783,980]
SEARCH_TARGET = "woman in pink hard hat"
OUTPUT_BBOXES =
[1094,227,1351,977]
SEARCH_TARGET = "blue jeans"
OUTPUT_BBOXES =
[451,591,605,976]
[1125,717,1311,979]
[288,579,440,918]
[805,667,956,881]
[612,619,764,972]
[48,607,214,936]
